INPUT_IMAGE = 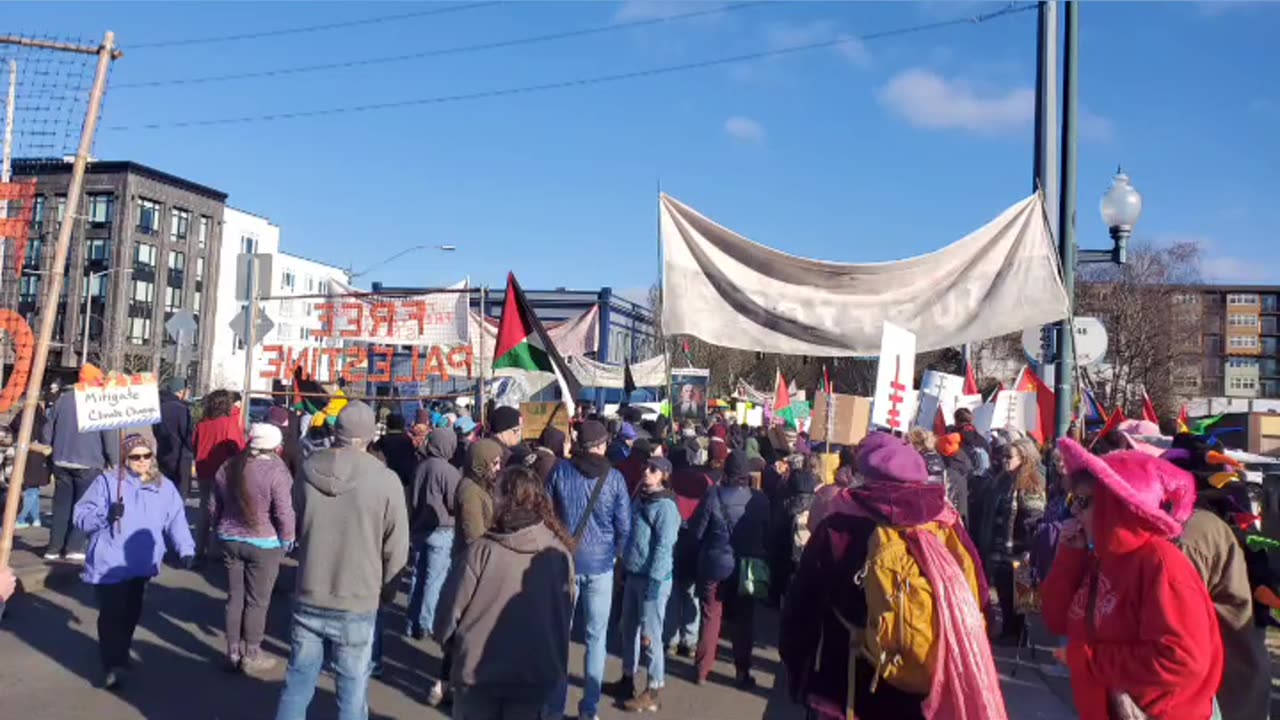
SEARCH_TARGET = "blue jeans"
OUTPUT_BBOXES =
[370,609,385,673]
[275,604,377,720]
[663,577,699,650]
[17,487,41,526]
[620,574,672,689]
[406,527,456,636]
[547,571,614,719]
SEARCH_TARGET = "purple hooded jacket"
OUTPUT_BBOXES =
[74,468,195,585]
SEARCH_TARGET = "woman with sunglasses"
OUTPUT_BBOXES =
[74,433,196,690]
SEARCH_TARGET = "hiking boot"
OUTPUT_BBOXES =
[623,689,661,713]
[240,653,278,675]
[100,666,126,691]
[736,672,757,690]
[603,674,636,701]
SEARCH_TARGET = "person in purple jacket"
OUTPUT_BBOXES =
[74,432,195,691]
[210,423,296,674]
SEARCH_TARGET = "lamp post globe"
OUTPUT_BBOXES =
[1100,167,1143,241]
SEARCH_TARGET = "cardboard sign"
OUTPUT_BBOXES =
[811,391,873,446]
[75,373,161,432]
[521,401,570,441]
[871,321,918,432]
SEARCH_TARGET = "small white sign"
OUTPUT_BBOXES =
[871,321,918,432]
[990,390,1039,436]
[914,370,968,430]
[75,374,162,432]
[1021,317,1109,367]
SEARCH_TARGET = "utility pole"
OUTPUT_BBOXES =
[241,253,258,435]
[1,59,16,394]
[1,32,119,567]
[1054,1,1080,441]
[1033,1,1060,392]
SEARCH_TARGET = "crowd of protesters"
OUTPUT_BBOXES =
[1,369,1277,720]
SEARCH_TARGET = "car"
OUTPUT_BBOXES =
[247,397,274,423]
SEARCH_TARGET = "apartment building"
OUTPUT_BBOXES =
[1179,286,1280,399]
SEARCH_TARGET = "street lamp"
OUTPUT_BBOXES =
[1098,167,1143,264]
[82,266,130,362]
[349,244,457,280]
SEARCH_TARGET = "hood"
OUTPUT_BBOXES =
[427,427,457,459]
[833,478,946,527]
[1092,480,1156,556]
[303,449,362,497]
[488,517,559,554]
[570,452,613,479]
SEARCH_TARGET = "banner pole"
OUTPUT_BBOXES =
[478,284,488,431]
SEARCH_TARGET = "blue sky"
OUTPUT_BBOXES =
[7,1,1278,296]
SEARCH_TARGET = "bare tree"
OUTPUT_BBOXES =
[1077,239,1202,417]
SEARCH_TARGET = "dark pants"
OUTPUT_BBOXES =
[223,541,284,661]
[695,576,756,681]
[161,456,193,501]
[47,466,99,556]
[95,578,148,671]
[196,476,215,558]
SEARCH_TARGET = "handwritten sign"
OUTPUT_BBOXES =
[259,343,474,384]
[75,373,161,432]
[871,321,918,432]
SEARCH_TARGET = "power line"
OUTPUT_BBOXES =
[127,1,502,50]
[104,2,1036,132]
[116,2,767,89]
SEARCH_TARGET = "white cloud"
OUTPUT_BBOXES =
[724,116,766,144]
[1202,255,1272,283]
[879,68,1032,135]
[614,0,726,22]
[763,20,870,68]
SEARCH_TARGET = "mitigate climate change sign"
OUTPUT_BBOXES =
[75,374,162,432]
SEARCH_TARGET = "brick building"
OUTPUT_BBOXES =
[1176,286,1280,399]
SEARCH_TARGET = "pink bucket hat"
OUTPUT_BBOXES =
[1057,438,1195,538]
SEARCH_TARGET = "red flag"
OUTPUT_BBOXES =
[1015,366,1055,445]
[933,405,947,436]
[1142,393,1159,425]
[774,369,791,411]
[823,364,833,395]
[1090,406,1127,450]
[963,362,979,395]
[1177,405,1190,433]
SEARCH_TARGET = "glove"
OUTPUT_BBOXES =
[180,556,196,570]
[107,501,125,524]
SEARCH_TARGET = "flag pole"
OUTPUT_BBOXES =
[478,284,488,431]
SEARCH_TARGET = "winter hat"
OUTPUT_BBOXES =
[164,377,188,394]
[385,414,406,432]
[724,451,751,482]
[540,426,567,456]
[619,422,639,441]
[456,416,478,435]
[489,405,522,435]
[122,433,153,457]
[576,420,609,448]
[935,432,963,458]
[266,406,291,429]
[647,456,673,475]
[467,438,504,478]
[1058,438,1195,538]
[335,401,377,444]
[856,431,928,485]
[249,423,283,451]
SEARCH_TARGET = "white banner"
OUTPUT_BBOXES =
[566,354,668,389]
[75,374,162,432]
[660,192,1069,356]
[326,278,470,346]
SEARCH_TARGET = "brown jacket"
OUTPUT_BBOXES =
[455,476,495,547]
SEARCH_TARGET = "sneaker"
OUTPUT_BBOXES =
[65,552,86,562]
[14,521,31,530]
[240,654,278,675]
[43,552,61,560]
[736,673,757,690]
[100,666,126,691]
[603,674,636,701]
[426,680,445,707]
[622,689,661,713]
[225,654,242,672]
[676,643,693,659]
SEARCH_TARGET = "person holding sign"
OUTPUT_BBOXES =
[73,433,196,690]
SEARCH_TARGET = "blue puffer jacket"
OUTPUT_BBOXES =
[622,489,680,583]
[690,483,770,583]
[547,453,630,578]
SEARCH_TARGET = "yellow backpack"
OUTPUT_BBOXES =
[856,522,981,695]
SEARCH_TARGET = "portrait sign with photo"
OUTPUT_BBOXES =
[670,369,711,424]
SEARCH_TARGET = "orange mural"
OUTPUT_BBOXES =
[0,310,36,412]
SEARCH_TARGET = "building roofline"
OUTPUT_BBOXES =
[225,206,276,225]
[11,158,229,202]
[276,250,350,276]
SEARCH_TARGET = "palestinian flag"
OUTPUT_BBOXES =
[1141,392,1159,425]
[963,362,979,396]
[1176,405,1190,433]
[493,272,582,415]
[773,369,796,428]
[291,364,329,416]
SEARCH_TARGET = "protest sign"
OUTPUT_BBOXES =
[75,373,161,432]
[870,321,918,432]
[521,401,570,441]
[811,391,873,445]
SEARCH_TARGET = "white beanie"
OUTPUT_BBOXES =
[249,423,283,452]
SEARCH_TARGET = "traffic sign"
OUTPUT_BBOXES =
[165,309,197,342]
[1021,317,1108,367]
[229,305,275,347]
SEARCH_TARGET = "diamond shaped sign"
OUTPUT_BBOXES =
[229,305,275,347]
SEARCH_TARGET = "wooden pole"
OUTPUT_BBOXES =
[1,32,116,568]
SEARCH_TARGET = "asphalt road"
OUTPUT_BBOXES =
[0,525,1076,720]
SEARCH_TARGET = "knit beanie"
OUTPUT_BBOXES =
[122,433,152,457]
[489,405,522,435]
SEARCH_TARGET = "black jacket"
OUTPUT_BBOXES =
[153,390,194,479]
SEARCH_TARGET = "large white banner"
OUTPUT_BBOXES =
[660,193,1069,356]
[326,278,470,346]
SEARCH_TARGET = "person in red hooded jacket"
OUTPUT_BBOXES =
[1041,439,1223,720]
[194,390,248,562]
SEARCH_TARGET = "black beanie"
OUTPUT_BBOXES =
[489,405,522,434]
[577,420,609,448]
[725,450,751,482]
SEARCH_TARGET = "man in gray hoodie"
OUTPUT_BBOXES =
[275,401,409,720]
[406,427,461,640]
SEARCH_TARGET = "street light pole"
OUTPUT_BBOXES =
[82,266,129,363]
[1054,0,1080,441]
[348,243,456,281]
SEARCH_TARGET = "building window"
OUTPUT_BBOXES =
[240,235,257,254]
[1173,377,1200,390]
[279,300,293,317]
[168,249,186,273]
[281,270,295,291]
[1228,358,1259,369]
[195,256,205,280]
[18,275,40,303]
[318,280,329,295]
[197,216,210,249]
[301,327,312,341]
[137,198,162,234]
[131,279,155,304]
[82,274,109,300]
[305,275,315,293]
[165,286,183,312]
[29,195,45,230]
[1228,293,1260,306]
[1229,335,1259,349]
[86,238,110,262]
[87,193,114,225]
[169,208,190,244]
[1172,293,1200,305]
[134,243,157,269]
[193,288,202,313]
[1230,376,1258,391]
[278,322,292,340]
[1228,314,1258,328]
[127,317,152,344]
[54,196,66,229]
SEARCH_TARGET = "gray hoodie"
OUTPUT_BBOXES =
[294,445,409,613]
[434,518,575,700]
[411,428,461,539]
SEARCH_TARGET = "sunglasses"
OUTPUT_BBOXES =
[127,453,153,461]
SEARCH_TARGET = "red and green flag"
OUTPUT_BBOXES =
[492,272,582,414]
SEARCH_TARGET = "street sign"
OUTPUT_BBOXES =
[165,309,197,342]
[229,305,275,347]
[1021,317,1108,367]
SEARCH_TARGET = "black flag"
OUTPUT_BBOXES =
[623,358,637,398]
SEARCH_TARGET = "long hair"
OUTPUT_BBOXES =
[497,465,576,553]
[224,448,277,521]
[1010,438,1045,494]
[203,389,234,420]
